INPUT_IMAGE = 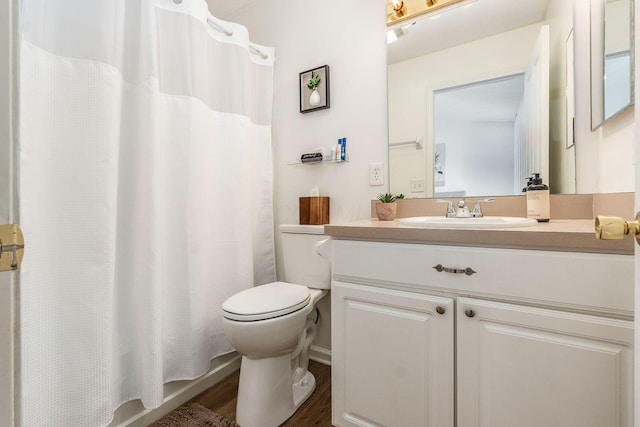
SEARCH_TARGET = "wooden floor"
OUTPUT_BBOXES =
[188,360,332,426]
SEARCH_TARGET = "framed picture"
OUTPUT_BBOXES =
[299,65,330,113]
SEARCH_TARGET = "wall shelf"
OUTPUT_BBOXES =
[288,155,349,166]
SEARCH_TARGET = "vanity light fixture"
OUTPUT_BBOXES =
[391,0,407,18]
[386,0,474,26]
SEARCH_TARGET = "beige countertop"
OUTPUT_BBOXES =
[325,219,634,255]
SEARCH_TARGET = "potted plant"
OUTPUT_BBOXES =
[307,71,321,106]
[375,193,399,221]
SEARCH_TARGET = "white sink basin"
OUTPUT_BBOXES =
[398,216,538,229]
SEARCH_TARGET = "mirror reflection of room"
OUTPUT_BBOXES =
[433,75,524,198]
[388,0,572,198]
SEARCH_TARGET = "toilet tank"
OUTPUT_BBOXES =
[279,224,331,290]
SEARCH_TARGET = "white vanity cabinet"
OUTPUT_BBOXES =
[456,297,633,427]
[332,281,454,427]
[330,239,634,427]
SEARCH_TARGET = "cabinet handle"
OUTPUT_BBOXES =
[464,308,476,318]
[433,264,476,276]
[436,306,446,315]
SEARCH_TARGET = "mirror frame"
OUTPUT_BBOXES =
[590,0,635,130]
[566,29,575,149]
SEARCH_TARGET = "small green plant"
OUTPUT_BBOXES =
[377,193,397,203]
[377,193,406,203]
[306,71,321,90]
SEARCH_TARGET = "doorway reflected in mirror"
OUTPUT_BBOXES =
[433,75,524,198]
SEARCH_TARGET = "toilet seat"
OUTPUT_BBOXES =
[222,281,311,322]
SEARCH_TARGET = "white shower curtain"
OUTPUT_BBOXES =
[19,1,276,425]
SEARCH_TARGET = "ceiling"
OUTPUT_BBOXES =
[387,0,550,63]
[206,0,550,63]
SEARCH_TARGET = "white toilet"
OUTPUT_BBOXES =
[221,224,331,427]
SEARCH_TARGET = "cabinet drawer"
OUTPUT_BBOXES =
[331,240,633,316]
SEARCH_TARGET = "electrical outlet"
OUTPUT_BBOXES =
[369,163,384,186]
[410,179,426,193]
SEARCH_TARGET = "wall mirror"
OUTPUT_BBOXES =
[387,0,574,198]
[591,0,634,129]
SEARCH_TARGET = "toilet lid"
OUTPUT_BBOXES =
[222,281,311,322]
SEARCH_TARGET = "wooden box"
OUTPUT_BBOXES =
[299,197,330,225]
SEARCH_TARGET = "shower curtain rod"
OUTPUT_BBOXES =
[206,17,269,60]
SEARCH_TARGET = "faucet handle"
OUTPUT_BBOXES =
[471,198,495,218]
[436,199,456,218]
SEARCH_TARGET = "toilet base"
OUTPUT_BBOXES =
[293,368,316,408]
[236,355,317,427]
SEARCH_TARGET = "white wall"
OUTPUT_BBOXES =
[573,0,635,193]
[215,0,389,350]
[219,0,388,227]
[436,121,515,196]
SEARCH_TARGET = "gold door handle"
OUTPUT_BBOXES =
[0,224,24,271]
[595,214,640,243]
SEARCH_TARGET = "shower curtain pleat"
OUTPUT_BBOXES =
[19,1,276,425]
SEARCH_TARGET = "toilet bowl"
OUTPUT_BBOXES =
[221,224,331,427]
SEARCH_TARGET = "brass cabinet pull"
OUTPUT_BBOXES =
[433,264,476,276]
[464,308,475,318]
[435,306,446,315]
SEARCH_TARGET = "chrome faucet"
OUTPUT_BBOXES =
[470,198,495,218]
[435,199,456,218]
[455,199,471,218]
[437,198,472,218]
[437,198,495,218]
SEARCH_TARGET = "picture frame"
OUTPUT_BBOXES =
[299,65,330,113]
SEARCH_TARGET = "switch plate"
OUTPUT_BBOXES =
[410,179,426,193]
[369,163,384,186]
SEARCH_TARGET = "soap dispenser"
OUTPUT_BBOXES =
[526,173,550,222]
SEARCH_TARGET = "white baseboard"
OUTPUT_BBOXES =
[309,345,331,366]
[110,352,241,427]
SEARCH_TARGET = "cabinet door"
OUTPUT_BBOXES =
[457,297,633,427]
[332,281,454,427]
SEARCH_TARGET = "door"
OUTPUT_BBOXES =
[457,297,633,427]
[332,281,454,427]
[0,1,18,426]
[514,24,550,190]
[635,3,640,423]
